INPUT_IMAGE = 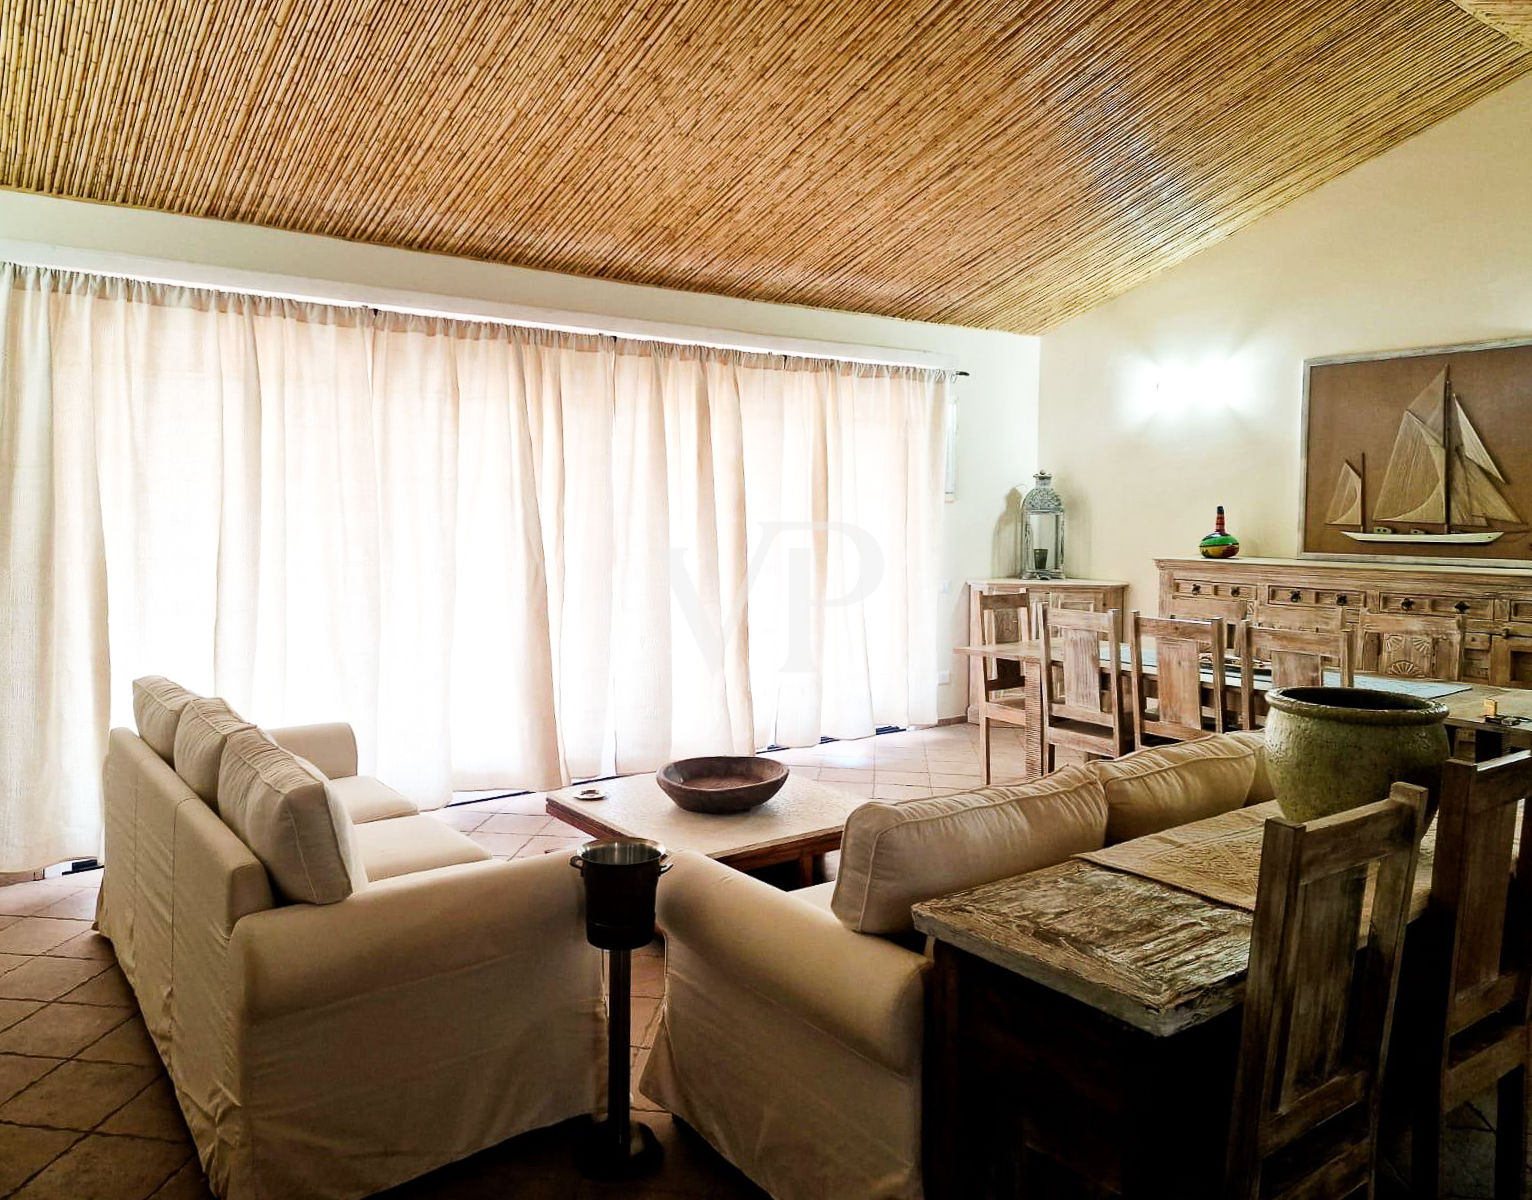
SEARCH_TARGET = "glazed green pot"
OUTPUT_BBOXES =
[1263,686,1449,822]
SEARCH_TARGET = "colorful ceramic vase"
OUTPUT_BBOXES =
[1198,505,1240,559]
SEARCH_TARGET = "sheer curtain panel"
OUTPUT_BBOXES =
[0,263,947,872]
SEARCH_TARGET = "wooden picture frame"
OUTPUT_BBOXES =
[1299,336,1532,567]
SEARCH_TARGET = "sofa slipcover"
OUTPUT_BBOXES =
[173,698,254,806]
[1093,733,1259,843]
[132,675,200,762]
[830,764,1108,935]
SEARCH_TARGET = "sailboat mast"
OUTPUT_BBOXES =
[1442,369,1454,533]
[1359,453,1366,532]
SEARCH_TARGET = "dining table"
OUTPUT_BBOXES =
[958,638,1532,779]
[912,797,1447,1199]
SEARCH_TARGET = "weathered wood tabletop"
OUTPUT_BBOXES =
[912,800,1437,1037]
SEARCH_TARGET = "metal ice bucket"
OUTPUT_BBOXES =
[571,838,670,950]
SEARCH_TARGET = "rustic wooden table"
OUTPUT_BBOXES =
[912,802,1439,1199]
[959,638,1530,779]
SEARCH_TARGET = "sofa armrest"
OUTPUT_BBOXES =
[657,851,929,1073]
[230,852,594,1022]
[265,723,358,779]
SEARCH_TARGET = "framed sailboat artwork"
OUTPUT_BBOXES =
[1300,337,1532,565]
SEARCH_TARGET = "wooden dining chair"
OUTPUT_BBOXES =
[1226,784,1429,1200]
[976,592,1031,785]
[1127,612,1228,749]
[1236,623,1356,729]
[1356,610,1463,681]
[1038,607,1129,771]
[1253,600,1346,634]
[1162,593,1249,623]
[1411,751,1532,1200]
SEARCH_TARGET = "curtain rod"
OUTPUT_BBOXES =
[0,238,964,376]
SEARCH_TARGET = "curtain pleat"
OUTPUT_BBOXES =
[0,263,948,872]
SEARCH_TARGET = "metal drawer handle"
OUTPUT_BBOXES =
[1454,601,1470,614]
[1400,598,1415,611]
[1191,584,1201,594]
[1289,590,1301,603]
[1336,595,1348,606]
[1231,586,1241,596]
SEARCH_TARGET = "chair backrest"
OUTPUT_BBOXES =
[978,592,1030,697]
[1163,593,1248,623]
[1356,610,1463,681]
[1253,600,1345,634]
[1226,784,1428,1200]
[1127,612,1227,746]
[1237,624,1355,729]
[1038,607,1125,736]
[1428,751,1532,1046]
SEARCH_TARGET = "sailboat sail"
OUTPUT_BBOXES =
[1325,462,1362,526]
[1372,394,1446,524]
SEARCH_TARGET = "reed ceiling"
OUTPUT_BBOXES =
[1,0,1528,333]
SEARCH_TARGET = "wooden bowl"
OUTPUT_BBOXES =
[656,756,789,814]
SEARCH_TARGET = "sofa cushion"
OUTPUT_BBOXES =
[1094,734,1258,844]
[323,775,419,824]
[173,698,254,807]
[132,676,201,763]
[352,815,490,882]
[217,727,367,904]
[1227,729,1275,804]
[830,765,1107,935]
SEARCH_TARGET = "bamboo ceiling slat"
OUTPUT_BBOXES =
[0,0,1528,332]
[1453,1,1532,49]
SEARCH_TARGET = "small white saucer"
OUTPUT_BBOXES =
[573,787,606,801]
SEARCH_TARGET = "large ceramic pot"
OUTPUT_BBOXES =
[1263,686,1449,822]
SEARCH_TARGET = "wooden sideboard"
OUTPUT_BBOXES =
[1157,557,1532,688]
[966,577,1129,720]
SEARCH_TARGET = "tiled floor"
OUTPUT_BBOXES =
[0,724,1512,1197]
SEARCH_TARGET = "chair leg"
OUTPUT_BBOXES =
[1495,1066,1527,1200]
[980,715,992,786]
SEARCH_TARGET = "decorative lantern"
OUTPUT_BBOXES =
[1019,471,1066,579]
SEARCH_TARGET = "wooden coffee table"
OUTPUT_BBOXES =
[544,771,864,887]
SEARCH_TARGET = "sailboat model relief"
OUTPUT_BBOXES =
[1326,368,1523,545]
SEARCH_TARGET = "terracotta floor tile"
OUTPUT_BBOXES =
[0,1122,81,1195]
[78,1016,160,1066]
[61,965,136,1007]
[477,794,551,816]
[0,955,110,1002]
[823,781,874,798]
[872,783,935,801]
[872,770,931,787]
[0,1058,159,1130]
[519,835,588,857]
[0,1001,132,1057]
[11,1132,190,1200]
[430,808,491,832]
[34,891,100,920]
[0,1051,62,1105]
[817,767,873,783]
[0,881,80,917]
[930,773,983,790]
[0,917,94,956]
[467,832,530,857]
[46,930,116,961]
[100,1078,193,1142]
[0,996,45,1032]
[481,812,554,836]
[148,1161,216,1200]
[0,950,32,975]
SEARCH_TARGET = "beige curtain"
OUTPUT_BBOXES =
[0,263,947,871]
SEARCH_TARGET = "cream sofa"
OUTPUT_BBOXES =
[98,677,606,1200]
[641,730,1274,1200]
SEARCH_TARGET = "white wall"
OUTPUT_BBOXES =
[1038,74,1532,610]
[0,189,1039,719]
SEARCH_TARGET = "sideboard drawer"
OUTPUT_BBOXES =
[1508,599,1532,623]
[1378,592,1494,619]
[1173,578,1247,599]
